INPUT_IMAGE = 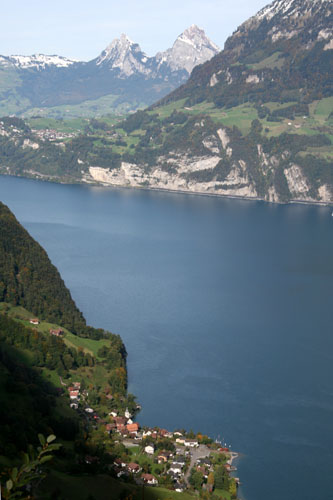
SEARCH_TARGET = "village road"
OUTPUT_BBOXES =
[184,444,210,485]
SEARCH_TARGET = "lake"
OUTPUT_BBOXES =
[0,175,332,500]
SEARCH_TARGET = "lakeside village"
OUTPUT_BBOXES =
[68,384,239,497]
[28,318,239,498]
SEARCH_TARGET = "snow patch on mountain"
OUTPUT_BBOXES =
[6,54,77,69]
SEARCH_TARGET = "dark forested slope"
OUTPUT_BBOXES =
[0,201,87,334]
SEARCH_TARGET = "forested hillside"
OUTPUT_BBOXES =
[0,201,102,337]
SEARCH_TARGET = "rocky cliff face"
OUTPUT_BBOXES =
[155,25,220,74]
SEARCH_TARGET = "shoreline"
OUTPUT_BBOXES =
[1,171,332,208]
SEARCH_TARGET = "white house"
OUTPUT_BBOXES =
[184,438,199,447]
[125,408,132,419]
[142,473,158,485]
[169,463,183,475]
[144,445,154,455]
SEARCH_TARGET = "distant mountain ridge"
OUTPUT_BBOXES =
[0,26,219,117]
[0,0,331,205]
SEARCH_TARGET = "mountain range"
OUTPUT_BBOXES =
[0,25,219,117]
[0,0,332,204]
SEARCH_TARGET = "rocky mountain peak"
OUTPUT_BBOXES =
[96,34,150,76]
[156,25,220,74]
[224,0,332,55]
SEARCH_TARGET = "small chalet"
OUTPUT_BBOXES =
[169,463,183,475]
[141,473,158,485]
[184,438,199,447]
[197,457,212,467]
[49,328,64,337]
[114,416,127,426]
[125,408,132,419]
[29,318,39,325]
[127,462,141,473]
[69,390,80,399]
[105,423,116,433]
[157,451,171,463]
[197,466,208,478]
[144,445,154,455]
[173,456,186,466]
[126,422,139,434]
[73,382,81,389]
[114,458,127,468]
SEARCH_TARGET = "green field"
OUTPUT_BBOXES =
[22,94,130,120]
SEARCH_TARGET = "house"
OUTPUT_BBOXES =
[175,438,185,445]
[49,328,64,337]
[173,456,186,466]
[169,463,183,475]
[105,423,116,433]
[144,445,154,455]
[127,462,141,474]
[197,466,208,477]
[125,408,132,419]
[157,451,171,463]
[197,458,212,467]
[29,318,39,325]
[184,438,199,447]
[85,407,94,413]
[126,422,139,434]
[109,411,117,417]
[114,416,127,426]
[70,402,78,410]
[142,430,152,438]
[141,474,158,485]
[69,390,80,399]
[114,458,127,468]
[175,483,185,492]
[173,431,183,437]
[73,382,81,389]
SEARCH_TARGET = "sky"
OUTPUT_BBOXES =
[1,0,269,61]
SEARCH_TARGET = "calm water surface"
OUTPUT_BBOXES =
[1,175,333,500]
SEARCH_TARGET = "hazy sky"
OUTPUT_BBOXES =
[1,0,269,60]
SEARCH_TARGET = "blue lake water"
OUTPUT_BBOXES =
[0,175,333,500]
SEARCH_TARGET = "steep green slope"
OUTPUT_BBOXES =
[0,201,87,334]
